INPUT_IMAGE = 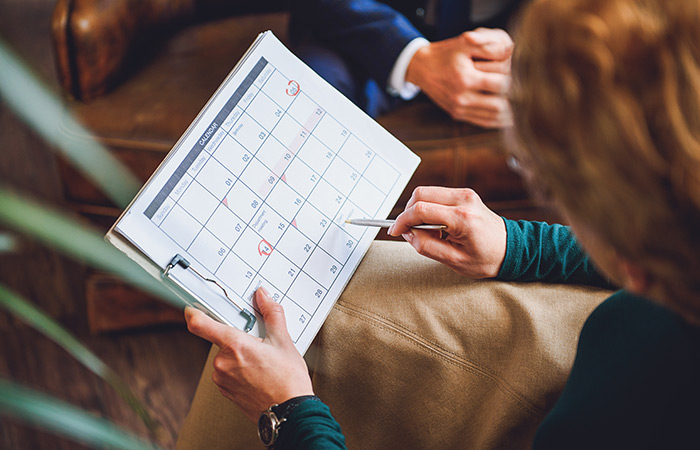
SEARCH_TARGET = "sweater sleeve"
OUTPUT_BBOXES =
[275,398,348,450]
[497,219,612,288]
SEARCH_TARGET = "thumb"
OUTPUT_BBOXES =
[255,288,292,344]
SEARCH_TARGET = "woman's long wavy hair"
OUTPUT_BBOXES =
[510,0,700,322]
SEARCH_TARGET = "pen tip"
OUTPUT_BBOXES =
[344,220,351,224]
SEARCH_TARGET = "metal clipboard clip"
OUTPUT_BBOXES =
[162,254,257,333]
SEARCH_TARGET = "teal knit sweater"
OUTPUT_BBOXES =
[276,219,700,449]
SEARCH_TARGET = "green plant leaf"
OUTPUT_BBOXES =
[0,283,161,433]
[0,188,185,310]
[0,378,162,450]
[0,232,17,252]
[0,38,140,208]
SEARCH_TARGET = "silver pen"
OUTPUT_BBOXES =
[344,218,447,230]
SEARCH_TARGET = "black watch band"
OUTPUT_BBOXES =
[271,395,320,421]
[258,395,320,448]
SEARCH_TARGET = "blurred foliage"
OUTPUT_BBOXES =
[0,232,18,253]
[0,36,181,448]
[0,378,162,450]
[0,283,162,434]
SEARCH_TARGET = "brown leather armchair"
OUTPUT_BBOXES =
[50,0,552,332]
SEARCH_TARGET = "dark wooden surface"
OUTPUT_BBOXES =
[0,1,210,448]
[86,274,184,333]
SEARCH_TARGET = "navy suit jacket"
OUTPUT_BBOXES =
[289,0,521,90]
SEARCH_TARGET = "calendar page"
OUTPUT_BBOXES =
[113,32,420,354]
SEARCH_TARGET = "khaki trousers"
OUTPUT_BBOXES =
[177,241,609,449]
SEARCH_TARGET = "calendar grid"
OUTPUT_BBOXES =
[144,57,269,219]
[143,54,403,343]
[292,136,379,322]
[245,71,344,321]
[180,61,281,273]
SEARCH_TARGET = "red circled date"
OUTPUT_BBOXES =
[286,80,300,96]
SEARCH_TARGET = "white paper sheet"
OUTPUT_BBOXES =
[114,32,420,354]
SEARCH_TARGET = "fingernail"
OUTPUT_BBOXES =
[258,287,270,299]
[402,232,414,243]
[388,224,395,235]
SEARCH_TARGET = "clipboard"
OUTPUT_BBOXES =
[105,229,256,332]
[105,31,420,354]
[104,32,275,336]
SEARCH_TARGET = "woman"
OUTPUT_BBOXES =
[184,0,700,447]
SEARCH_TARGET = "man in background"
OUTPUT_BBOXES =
[290,0,524,128]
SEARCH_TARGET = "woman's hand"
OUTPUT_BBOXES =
[185,288,314,422]
[389,187,507,278]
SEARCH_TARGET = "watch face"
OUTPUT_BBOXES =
[258,413,274,446]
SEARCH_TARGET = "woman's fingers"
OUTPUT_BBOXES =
[390,201,457,236]
[402,229,464,267]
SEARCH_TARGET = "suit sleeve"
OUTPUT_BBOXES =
[289,0,423,90]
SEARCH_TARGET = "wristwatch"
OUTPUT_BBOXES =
[257,395,319,448]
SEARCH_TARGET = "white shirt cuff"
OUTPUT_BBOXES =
[387,37,430,100]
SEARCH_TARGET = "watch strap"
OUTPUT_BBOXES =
[271,395,320,422]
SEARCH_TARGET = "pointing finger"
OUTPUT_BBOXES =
[391,201,457,236]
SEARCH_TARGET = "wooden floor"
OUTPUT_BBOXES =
[0,2,211,448]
